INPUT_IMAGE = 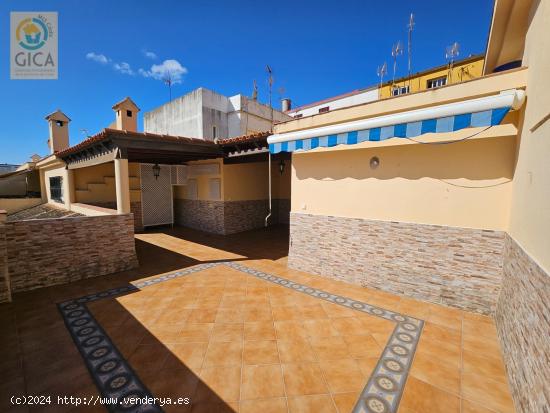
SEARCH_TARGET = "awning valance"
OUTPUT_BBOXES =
[268,89,525,154]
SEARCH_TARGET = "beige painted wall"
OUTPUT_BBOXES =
[174,158,223,201]
[42,163,73,209]
[73,162,141,204]
[291,135,516,230]
[508,0,550,272]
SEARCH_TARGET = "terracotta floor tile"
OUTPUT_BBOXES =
[128,343,171,371]
[330,317,367,335]
[410,351,461,395]
[272,305,301,321]
[164,342,209,369]
[210,323,243,342]
[243,340,279,365]
[332,392,360,413]
[421,322,461,347]
[287,394,337,413]
[282,362,329,396]
[462,350,508,384]
[215,308,244,324]
[196,365,241,403]
[463,318,499,341]
[189,401,235,413]
[240,397,287,413]
[179,323,214,342]
[187,308,217,323]
[461,398,502,413]
[302,319,340,338]
[318,358,366,393]
[274,320,308,341]
[343,334,381,358]
[415,336,461,369]
[204,340,243,366]
[309,336,351,360]
[298,304,329,319]
[354,357,379,379]
[244,321,276,341]
[277,338,317,363]
[241,364,285,400]
[243,306,273,322]
[461,371,515,413]
[400,376,460,413]
[321,303,358,318]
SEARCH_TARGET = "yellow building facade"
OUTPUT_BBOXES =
[379,54,485,99]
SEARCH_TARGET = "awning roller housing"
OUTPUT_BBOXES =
[268,89,525,153]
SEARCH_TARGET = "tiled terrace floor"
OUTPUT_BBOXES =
[1,225,515,412]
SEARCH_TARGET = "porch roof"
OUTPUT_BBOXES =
[58,128,224,168]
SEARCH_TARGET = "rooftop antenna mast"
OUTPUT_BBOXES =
[445,42,460,84]
[252,79,258,101]
[266,65,274,130]
[407,13,415,88]
[391,41,403,87]
[377,62,387,99]
[163,72,173,102]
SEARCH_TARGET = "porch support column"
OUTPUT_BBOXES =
[114,158,131,214]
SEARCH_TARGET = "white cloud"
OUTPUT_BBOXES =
[139,59,188,84]
[86,52,110,64]
[113,62,134,75]
[142,49,157,60]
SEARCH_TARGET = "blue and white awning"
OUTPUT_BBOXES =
[268,89,525,154]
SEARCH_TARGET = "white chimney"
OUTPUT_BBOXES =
[281,98,291,112]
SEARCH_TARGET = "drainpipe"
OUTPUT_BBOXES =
[265,152,272,227]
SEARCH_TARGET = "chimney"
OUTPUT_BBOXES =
[112,97,140,132]
[45,110,71,154]
[281,98,291,112]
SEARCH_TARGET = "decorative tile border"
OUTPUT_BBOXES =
[58,262,424,413]
[225,262,423,413]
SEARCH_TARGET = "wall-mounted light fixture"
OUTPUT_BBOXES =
[369,156,380,169]
[152,163,161,180]
[279,159,286,175]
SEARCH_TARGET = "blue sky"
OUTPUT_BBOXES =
[0,0,493,164]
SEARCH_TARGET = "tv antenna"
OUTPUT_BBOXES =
[446,42,460,83]
[377,62,387,98]
[266,65,274,129]
[251,79,258,101]
[391,41,403,86]
[80,129,89,137]
[407,13,415,87]
[163,72,173,102]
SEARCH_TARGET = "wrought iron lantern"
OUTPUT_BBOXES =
[152,163,161,180]
[279,159,286,175]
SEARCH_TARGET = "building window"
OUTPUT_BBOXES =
[318,106,329,114]
[126,110,133,117]
[392,86,410,96]
[427,76,447,89]
[49,176,63,203]
[212,125,217,139]
[56,120,64,127]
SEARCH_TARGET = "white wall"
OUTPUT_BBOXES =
[288,88,379,118]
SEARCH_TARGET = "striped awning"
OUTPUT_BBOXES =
[268,89,525,154]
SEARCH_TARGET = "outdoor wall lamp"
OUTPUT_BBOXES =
[370,156,380,169]
[152,163,161,180]
[279,159,286,175]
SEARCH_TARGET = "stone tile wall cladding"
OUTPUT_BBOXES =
[0,212,10,303]
[5,214,138,293]
[495,235,550,413]
[90,202,143,232]
[288,212,505,314]
[174,198,290,235]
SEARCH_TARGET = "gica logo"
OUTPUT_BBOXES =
[15,16,54,66]
[11,12,58,79]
